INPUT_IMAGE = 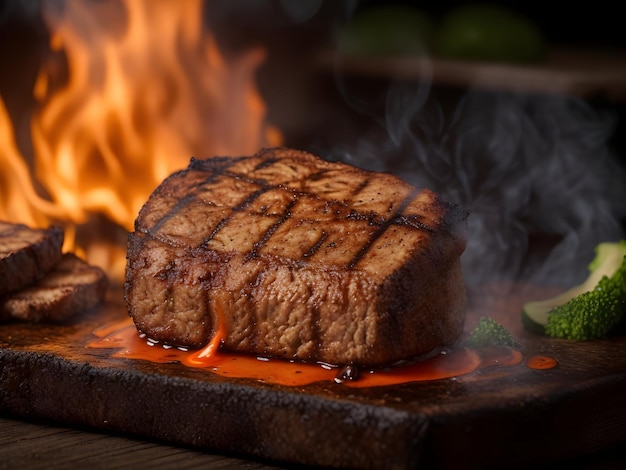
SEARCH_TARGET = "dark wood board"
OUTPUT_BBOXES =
[2,283,626,469]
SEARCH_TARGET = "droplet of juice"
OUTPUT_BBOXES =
[526,355,558,370]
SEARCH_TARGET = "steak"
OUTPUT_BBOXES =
[1,253,108,323]
[0,221,64,296]
[125,148,469,366]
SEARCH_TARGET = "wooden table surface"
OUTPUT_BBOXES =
[0,414,288,470]
[1,413,625,470]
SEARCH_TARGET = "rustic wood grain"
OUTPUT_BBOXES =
[1,283,626,469]
[0,415,286,469]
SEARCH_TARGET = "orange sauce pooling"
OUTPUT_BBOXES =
[88,320,555,387]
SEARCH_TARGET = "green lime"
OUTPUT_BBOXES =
[435,4,545,63]
[337,5,434,57]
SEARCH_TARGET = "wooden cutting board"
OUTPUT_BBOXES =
[1,283,626,469]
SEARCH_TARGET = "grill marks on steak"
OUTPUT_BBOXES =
[346,188,433,270]
[155,166,435,269]
[126,148,468,366]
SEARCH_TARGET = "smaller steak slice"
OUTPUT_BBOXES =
[0,253,108,323]
[126,147,469,366]
[0,221,64,296]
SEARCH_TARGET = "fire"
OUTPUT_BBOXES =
[0,0,280,281]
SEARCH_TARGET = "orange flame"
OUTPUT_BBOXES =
[0,0,280,280]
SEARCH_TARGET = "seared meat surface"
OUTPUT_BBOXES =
[0,221,108,323]
[125,148,468,366]
[1,253,108,323]
[0,221,64,296]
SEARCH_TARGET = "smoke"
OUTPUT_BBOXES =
[326,74,626,287]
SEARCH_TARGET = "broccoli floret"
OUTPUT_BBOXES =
[544,255,626,340]
[522,240,626,337]
[467,316,517,348]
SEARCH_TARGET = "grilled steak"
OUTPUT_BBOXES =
[125,148,469,366]
[1,253,108,323]
[0,221,64,296]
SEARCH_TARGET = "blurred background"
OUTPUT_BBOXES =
[1,0,625,286]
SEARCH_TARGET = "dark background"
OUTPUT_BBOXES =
[1,0,625,284]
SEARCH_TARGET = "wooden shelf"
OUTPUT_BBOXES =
[316,47,626,102]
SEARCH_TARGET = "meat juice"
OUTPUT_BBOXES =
[88,318,556,387]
